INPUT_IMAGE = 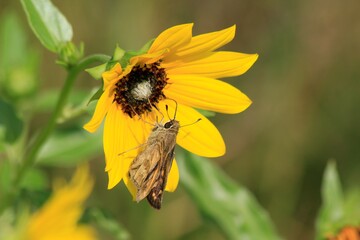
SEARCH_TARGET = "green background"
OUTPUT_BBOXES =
[1,0,359,239]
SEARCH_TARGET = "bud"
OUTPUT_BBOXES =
[57,42,84,67]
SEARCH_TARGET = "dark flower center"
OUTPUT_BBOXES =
[114,61,167,117]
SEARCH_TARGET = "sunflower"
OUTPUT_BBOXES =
[84,23,258,198]
[24,166,96,240]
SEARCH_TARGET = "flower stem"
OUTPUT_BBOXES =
[0,54,110,214]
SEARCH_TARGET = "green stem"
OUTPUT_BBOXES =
[0,54,110,213]
[16,54,110,185]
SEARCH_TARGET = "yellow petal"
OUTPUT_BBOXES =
[148,23,193,54]
[164,51,258,79]
[123,114,163,199]
[165,158,179,192]
[83,88,114,133]
[104,104,141,189]
[103,104,125,189]
[158,100,225,157]
[165,74,252,114]
[123,173,138,201]
[27,165,96,240]
[164,25,236,62]
[102,63,122,89]
[130,49,169,65]
[122,117,152,198]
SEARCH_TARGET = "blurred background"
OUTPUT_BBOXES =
[1,0,359,239]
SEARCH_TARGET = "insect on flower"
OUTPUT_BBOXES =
[83,24,258,197]
[127,101,200,209]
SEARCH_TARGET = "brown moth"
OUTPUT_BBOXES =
[128,116,180,209]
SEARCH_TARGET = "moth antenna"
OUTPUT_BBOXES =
[165,98,178,120]
[118,142,147,156]
[130,104,156,127]
[157,109,164,124]
[148,99,164,123]
[165,105,171,120]
[180,118,202,128]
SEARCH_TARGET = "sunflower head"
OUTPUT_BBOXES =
[113,61,167,117]
[84,23,258,203]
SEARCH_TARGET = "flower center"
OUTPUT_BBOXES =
[131,81,152,100]
[114,62,167,117]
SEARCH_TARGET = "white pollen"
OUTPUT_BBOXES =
[131,81,152,100]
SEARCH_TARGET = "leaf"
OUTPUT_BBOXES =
[342,189,360,225]
[0,11,40,98]
[178,152,282,240]
[85,63,107,80]
[0,160,12,198]
[20,0,73,53]
[0,11,27,70]
[20,168,48,191]
[139,38,155,53]
[0,98,23,143]
[33,89,92,112]
[315,161,345,239]
[87,86,103,104]
[36,127,102,167]
[85,208,130,240]
[113,45,126,61]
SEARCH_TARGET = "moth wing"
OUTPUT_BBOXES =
[146,143,176,209]
[134,143,163,202]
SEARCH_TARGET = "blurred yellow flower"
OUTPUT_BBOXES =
[24,165,96,240]
[84,23,258,198]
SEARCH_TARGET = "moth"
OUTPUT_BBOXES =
[128,104,200,209]
[128,116,180,209]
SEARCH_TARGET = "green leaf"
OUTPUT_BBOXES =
[33,89,92,112]
[20,168,48,191]
[0,11,40,99]
[86,63,107,80]
[20,0,73,53]
[37,127,102,167]
[85,208,130,240]
[0,11,27,70]
[315,161,344,239]
[113,45,126,61]
[57,42,84,67]
[139,38,155,53]
[0,98,23,143]
[0,160,12,198]
[87,86,103,104]
[178,152,282,240]
[342,189,360,225]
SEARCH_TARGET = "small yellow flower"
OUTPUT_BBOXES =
[25,165,96,240]
[84,23,258,198]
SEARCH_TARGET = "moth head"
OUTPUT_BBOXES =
[164,119,180,129]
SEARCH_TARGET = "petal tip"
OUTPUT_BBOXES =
[218,144,226,157]
[205,145,226,158]
[242,53,259,74]
[228,24,236,37]
[83,123,97,133]
[238,96,253,113]
[107,177,120,189]
[252,53,259,63]
[107,182,115,190]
